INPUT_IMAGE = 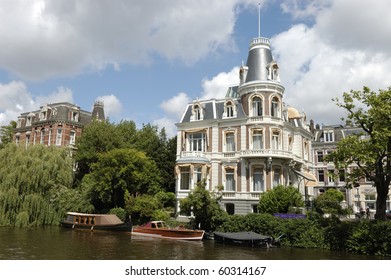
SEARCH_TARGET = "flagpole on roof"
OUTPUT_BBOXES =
[258,2,261,37]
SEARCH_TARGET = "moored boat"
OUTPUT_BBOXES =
[132,221,204,240]
[213,231,273,247]
[60,212,132,232]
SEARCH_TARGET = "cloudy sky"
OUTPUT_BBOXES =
[1,0,391,137]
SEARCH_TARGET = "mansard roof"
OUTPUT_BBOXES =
[179,97,245,124]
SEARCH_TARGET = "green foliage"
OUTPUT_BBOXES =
[0,121,16,149]
[81,148,162,210]
[215,213,391,256]
[155,191,176,208]
[217,213,279,236]
[109,207,127,222]
[75,120,177,194]
[329,86,391,219]
[126,194,168,225]
[0,144,77,226]
[258,185,304,214]
[314,188,344,215]
[180,180,227,231]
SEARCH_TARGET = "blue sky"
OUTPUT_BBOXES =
[1,0,391,137]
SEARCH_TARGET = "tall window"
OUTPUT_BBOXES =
[271,131,280,150]
[193,105,201,120]
[271,97,279,117]
[253,168,264,192]
[252,129,263,150]
[180,167,190,190]
[194,166,202,183]
[273,168,281,186]
[70,131,76,145]
[225,132,235,152]
[318,170,324,182]
[226,102,234,118]
[225,169,235,191]
[252,96,263,116]
[338,169,345,182]
[317,151,324,162]
[56,128,62,146]
[48,129,52,146]
[328,170,335,183]
[188,132,206,152]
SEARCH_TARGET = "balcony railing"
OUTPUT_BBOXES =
[240,149,293,159]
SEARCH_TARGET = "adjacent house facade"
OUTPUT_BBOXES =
[13,100,105,148]
[175,36,317,215]
[312,124,389,214]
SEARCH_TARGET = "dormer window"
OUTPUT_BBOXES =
[267,62,280,82]
[26,113,35,127]
[71,111,79,122]
[17,118,23,128]
[323,131,334,142]
[191,103,204,121]
[39,111,47,121]
[251,96,263,117]
[223,100,236,118]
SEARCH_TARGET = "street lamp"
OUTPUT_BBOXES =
[266,156,272,173]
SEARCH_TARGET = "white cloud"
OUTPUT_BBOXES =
[96,94,123,119]
[153,117,178,138]
[0,81,75,126]
[201,67,240,100]
[272,0,391,125]
[0,0,252,81]
[35,86,74,105]
[160,92,191,120]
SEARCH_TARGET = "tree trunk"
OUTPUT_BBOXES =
[375,182,388,220]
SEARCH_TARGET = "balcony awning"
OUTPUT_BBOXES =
[291,169,318,187]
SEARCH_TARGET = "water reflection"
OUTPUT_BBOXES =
[0,227,387,260]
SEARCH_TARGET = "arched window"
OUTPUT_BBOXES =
[252,96,263,116]
[226,101,234,118]
[194,105,201,120]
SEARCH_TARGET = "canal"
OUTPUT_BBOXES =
[0,226,386,260]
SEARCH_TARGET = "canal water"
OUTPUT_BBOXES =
[0,226,385,260]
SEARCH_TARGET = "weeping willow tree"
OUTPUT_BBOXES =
[0,144,93,227]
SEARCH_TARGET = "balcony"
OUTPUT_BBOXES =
[178,151,210,164]
[240,149,293,159]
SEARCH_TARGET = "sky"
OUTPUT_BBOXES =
[1,0,391,137]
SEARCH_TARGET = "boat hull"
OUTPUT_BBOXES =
[60,221,132,232]
[213,231,273,247]
[60,212,132,232]
[132,227,204,240]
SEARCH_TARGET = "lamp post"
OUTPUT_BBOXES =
[266,156,272,174]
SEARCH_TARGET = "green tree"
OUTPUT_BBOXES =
[0,121,16,148]
[74,119,123,182]
[314,188,344,215]
[179,180,227,231]
[328,86,391,220]
[258,185,304,214]
[125,194,171,224]
[0,144,88,226]
[81,148,162,211]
